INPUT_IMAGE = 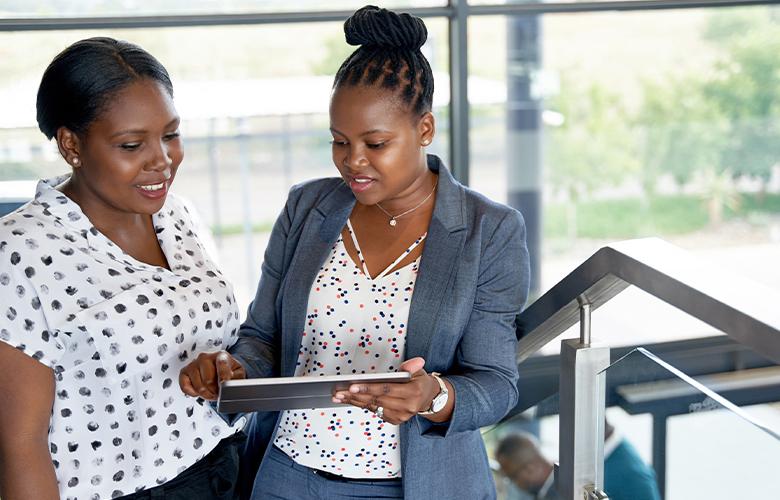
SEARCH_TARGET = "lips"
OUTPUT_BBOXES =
[136,181,166,192]
[347,175,376,193]
[135,180,168,199]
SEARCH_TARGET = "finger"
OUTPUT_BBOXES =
[343,380,419,398]
[380,396,425,424]
[230,357,247,379]
[185,365,211,399]
[197,356,218,395]
[179,370,198,397]
[338,393,406,412]
[345,379,431,412]
[375,406,403,425]
[399,357,425,374]
[336,391,379,409]
[363,398,413,425]
[216,352,233,383]
[347,381,394,395]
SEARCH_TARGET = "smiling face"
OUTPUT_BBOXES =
[60,78,182,219]
[329,84,435,211]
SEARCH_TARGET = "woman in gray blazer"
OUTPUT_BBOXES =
[180,5,530,499]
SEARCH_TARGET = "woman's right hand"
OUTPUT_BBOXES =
[179,351,246,401]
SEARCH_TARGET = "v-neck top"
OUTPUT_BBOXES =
[344,219,427,280]
[273,226,425,478]
[0,174,243,499]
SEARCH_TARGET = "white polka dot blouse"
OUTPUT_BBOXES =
[0,175,243,499]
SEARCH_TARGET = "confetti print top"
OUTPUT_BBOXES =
[273,220,426,478]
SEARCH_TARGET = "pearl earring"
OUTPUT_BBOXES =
[72,157,80,166]
[422,140,431,146]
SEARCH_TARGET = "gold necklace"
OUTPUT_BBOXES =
[375,182,437,227]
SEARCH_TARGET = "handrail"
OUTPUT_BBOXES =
[515,238,780,364]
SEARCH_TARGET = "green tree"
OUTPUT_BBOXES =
[546,81,639,239]
[633,7,780,225]
[701,8,780,188]
[636,76,728,193]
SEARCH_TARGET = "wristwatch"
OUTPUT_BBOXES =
[418,372,448,415]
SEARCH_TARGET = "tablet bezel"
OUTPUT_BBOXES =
[216,371,412,413]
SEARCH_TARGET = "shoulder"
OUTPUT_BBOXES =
[455,186,526,251]
[287,177,345,207]
[463,186,525,227]
[432,156,525,239]
[0,200,59,255]
[279,177,349,226]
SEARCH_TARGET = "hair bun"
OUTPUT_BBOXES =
[344,5,427,51]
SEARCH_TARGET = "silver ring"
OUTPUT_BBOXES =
[375,406,384,420]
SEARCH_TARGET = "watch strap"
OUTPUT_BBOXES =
[418,372,447,415]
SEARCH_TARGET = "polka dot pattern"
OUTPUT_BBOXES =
[274,232,419,479]
[0,176,243,499]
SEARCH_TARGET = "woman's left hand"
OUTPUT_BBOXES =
[332,357,441,425]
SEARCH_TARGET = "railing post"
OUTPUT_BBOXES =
[579,296,591,346]
[558,296,610,499]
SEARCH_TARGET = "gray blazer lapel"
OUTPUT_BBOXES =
[405,156,467,361]
[280,183,355,376]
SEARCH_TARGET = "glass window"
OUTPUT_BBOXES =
[468,0,656,4]
[468,6,780,345]
[0,0,446,18]
[0,18,450,305]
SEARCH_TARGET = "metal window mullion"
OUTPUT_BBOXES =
[469,0,775,15]
[1,0,775,31]
[0,7,454,31]
[448,0,470,184]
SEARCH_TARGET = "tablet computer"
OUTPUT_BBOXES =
[217,371,412,413]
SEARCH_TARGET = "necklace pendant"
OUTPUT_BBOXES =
[389,218,397,227]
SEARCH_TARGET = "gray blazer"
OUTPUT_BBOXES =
[230,155,530,500]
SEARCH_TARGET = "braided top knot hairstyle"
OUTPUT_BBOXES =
[334,5,434,117]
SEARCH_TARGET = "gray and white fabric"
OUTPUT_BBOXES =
[0,175,243,500]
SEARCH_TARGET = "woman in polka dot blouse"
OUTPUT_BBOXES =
[180,6,531,500]
[0,38,245,500]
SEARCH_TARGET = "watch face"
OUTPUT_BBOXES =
[431,392,447,413]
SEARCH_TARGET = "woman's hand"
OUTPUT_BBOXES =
[179,351,246,401]
[332,357,442,425]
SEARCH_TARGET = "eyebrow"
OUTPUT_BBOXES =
[330,127,392,137]
[110,117,181,138]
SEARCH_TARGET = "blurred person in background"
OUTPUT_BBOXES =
[495,433,559,500]
[496,421,661,500]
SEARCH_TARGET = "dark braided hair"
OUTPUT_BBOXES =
[334,5,434,117]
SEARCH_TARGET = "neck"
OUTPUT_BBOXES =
[376,169,437,216]
[61,176,154,241]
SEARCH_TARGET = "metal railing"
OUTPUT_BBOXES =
[514,237,780,499]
